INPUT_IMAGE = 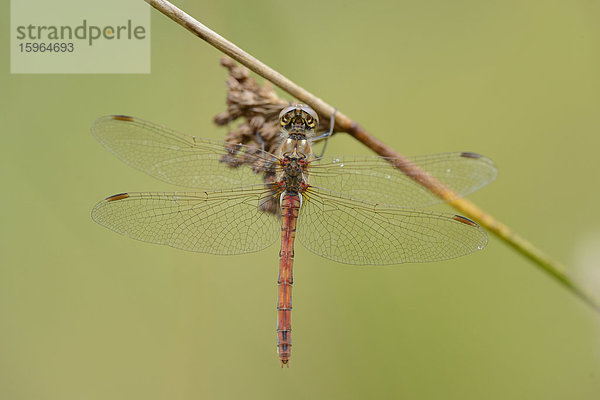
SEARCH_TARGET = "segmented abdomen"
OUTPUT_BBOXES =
[277,193,301,367]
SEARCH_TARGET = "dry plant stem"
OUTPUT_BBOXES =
[144,0,599,313]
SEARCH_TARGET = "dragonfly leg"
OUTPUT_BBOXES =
[313,109,337,159]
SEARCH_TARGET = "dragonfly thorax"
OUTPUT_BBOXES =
[277,105,316,196]
[278,155,307,192]
[281,156,304,177]
[277,135,312,193]
[280,137,311,159]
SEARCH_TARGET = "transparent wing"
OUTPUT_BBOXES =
[91,186,279,254]
[91,115,277,189]
[308,152,496,207]
[297,188,487,265]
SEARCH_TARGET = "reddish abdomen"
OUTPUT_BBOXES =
[277,193,300,367]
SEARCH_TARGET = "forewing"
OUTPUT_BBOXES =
[91,186,279,254]
[91,115,277,189]
[308,152,496,207]
[297,188,487,265]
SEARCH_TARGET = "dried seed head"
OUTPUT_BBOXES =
[214,57,337,172]
[214,57,287,158]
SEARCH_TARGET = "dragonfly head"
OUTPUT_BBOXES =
[279,104,319,136]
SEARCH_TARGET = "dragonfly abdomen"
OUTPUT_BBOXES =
[277,193,301,367]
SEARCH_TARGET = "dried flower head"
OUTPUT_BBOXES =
[214,57,337,173]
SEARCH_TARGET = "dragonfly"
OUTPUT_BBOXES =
[91,104,496,367]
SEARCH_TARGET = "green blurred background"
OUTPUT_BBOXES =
[2,0,600,398]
